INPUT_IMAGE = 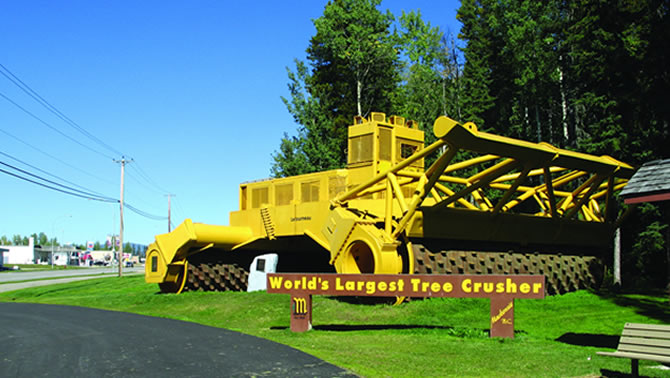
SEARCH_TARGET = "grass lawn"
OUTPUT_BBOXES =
[1,275,670,377]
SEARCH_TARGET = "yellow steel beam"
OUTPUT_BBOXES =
[392,147,458,239]
[551,170,588,189]
[443,154,500,174]
[388,172,408,213]
[497,183,545,213]
[398,170,470,186]
[436,159,521,208]
[564,174,608,220]
[358,176,413,197]
[533,192,547,213]
[543,167,558,217]
[591,198,602,218]
[471,189,492,211]
[385,180,392,234]
[430,187,443,202]
[497,170,588,215]
[333,138,446,205]
[557,173,602,215]
[488,182,571,198]
[492,166,565,184]
[592,182,627,200]
[492,166,531,214]
[331,115,632,257]
[434,182,478,209]
[432,116,634,178]
[469,158,518,183]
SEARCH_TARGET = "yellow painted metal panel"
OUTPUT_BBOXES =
[433,116,634,178]
[251,187,268,209]
[379,127,392,161]
[301,181,320,203]
[275,183,293,206]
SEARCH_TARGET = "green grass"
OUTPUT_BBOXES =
[0,264,86,272]
[1,276,670,377]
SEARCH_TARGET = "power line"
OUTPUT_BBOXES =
[0,65,174,213]
[0,157,169,222]
[0,166,114,202]
[172,196,188,222]
[124,203,168,221]
[128,161,171,194]
[0,165,117,203]
[0,65,172,224]
[0,127,116,185]
[125,170,172,205]
[0,150,110,198]
[0,91,114,160]
[0,159,117,202]
[0,63,124,157]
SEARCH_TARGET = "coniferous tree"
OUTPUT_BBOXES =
[273,0,400,177]
[456,0,670,288]
[394,11,446,130]
[457,0,496,129]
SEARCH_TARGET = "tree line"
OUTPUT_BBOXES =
[0,233,142,255]
[273,0,669,288]
[1,233,64,247]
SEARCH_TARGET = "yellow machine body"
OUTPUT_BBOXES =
[146,113,634,293]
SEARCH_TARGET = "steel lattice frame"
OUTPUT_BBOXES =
[332,116,634,246]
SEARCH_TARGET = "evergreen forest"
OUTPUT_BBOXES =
[273,0,670,290]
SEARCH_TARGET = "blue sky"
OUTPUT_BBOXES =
[0,0,462,246]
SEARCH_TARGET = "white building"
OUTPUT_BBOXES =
[89,250,114,265]
[0,248,7,268]
[51,250,71,266]
[0,237,36,265]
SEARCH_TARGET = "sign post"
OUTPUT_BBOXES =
[490,297,515,338]
[267,274,545,338]
[290,295,312,332]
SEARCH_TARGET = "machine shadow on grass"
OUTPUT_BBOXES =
[611,295,670,323]
[327,296,403,305]
[274,324,452,331]
[271,324,453,332]
[270,324,524,338]
[556,292,670,349]
[597,290,670,324]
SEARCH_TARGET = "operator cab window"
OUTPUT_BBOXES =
[400,143,418,159]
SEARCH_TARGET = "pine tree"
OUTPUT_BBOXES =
[457,0,496,129]
[272,0,400,177]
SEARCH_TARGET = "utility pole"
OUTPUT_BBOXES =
[114,156,133,277]
[165,194,175,232]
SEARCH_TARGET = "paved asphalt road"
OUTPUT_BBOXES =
[0,266,144,283]
[0,302,357,377]
[0,266,145,293]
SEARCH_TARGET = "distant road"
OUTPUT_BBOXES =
[0,266,143,283]
[0,266,144,293]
